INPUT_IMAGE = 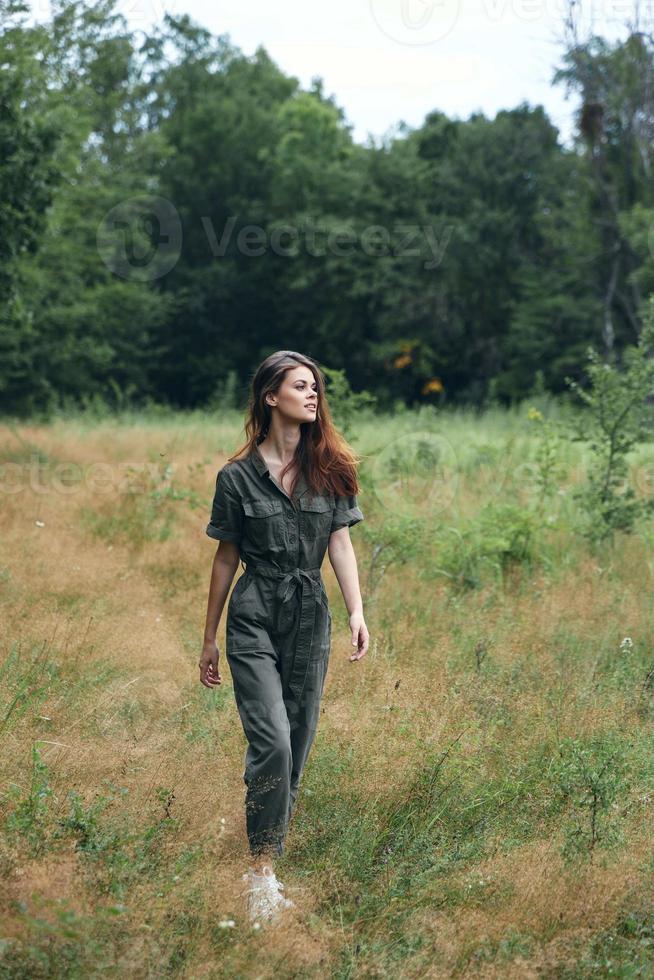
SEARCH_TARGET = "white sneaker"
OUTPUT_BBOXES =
[242,864,295,924]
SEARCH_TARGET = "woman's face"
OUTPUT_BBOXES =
[267,366,318,424]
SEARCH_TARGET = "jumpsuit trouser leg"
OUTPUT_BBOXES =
[227,645,326,857]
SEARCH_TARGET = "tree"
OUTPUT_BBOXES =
[0,0,62,412]
[553,20,654,355]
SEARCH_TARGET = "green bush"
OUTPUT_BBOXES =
[432,502,544,590]
[564,295,654,545]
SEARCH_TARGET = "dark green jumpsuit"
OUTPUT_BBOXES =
[206,445,364,856]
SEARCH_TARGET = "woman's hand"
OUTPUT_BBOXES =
[199,639,222,688]
[348,612,369,662]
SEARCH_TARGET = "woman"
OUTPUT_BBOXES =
[199,350,369,924]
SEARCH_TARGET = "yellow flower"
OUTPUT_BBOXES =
[422,377,444,395]
[527,407,543,421]
[393,353,412,369]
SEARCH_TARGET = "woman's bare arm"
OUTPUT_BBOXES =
[328,528,369,662]
[199,541,240,688]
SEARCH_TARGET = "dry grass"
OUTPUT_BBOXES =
[1,412,653,978]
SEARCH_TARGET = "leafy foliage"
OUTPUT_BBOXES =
[565,295,654,543]
[3,4,654,415]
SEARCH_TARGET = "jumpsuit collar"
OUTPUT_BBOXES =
[250,444,309,499]
[250,445,268,477]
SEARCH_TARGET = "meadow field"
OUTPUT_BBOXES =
[1,402,654,978]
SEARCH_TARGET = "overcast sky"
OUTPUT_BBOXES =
[30,0,637,147]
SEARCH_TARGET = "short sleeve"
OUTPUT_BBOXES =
[206,468,243,544]
[330,494,364,534]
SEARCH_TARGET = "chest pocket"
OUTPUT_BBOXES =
[243,498,284,550]
[300,495,334,538]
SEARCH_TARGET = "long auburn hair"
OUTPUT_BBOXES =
[228,350,362,498]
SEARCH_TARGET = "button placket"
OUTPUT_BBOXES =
[289,501,300,564]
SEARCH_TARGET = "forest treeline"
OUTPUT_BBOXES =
[2,0,654,416]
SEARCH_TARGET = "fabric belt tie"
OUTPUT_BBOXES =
[243,561,323,704]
